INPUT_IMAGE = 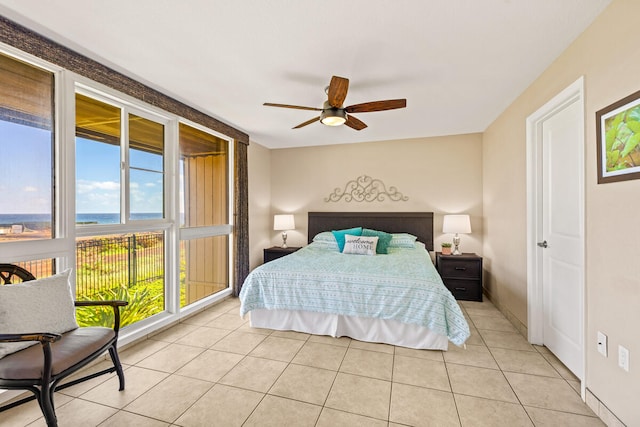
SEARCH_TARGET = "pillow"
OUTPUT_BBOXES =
[361,228,392,254]
[312,231,340,251]
[0,269,79,359]
[342,234,378,256]
[312,231,337,243]
[331,227,363,252]
[389,233,418,248]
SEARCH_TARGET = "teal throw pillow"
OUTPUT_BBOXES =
[361,228,392,254]
[331,227,363,252]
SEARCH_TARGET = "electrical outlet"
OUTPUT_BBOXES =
[618,345,630,372]
[597,332,608,357]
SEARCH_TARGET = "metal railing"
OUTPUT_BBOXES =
[75,233,164,297]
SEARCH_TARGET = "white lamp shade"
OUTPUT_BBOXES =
[442,214,471,234]
[274,214,295,231]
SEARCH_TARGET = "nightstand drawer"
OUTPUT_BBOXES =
[437,259,481,279]
[263,246,300,263]
[443,278,482,301]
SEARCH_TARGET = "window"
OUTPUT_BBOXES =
[75,92,168,327]
[179,123,232,307]
[0,52,55,242]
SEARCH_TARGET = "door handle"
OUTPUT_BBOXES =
[537,240,548,248]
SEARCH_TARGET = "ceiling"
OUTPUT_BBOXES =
[0,1,610,149]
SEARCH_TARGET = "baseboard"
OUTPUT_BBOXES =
[586,389,627,427]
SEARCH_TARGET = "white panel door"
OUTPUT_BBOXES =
[541,99,584,378]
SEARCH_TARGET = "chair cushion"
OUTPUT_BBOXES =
[0,269,79,359]
[0,327,115,380]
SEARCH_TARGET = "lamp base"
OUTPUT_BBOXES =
[281,231,288,248]
[452,234,462,255]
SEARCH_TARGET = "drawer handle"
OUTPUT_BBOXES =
[455,287,467,291]
[454,267,467,271]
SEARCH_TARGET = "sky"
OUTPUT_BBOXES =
[0,120,165,215]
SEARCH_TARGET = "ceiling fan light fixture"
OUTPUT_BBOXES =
[320,108,346,126]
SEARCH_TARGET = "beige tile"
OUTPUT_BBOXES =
[539,349,580,381]
[174,325,230,348]
[490,347,560,377]
[269,364,336,405]
[0,393,73,426]
[249,336,305,362]
[175,384,264,427]
[505,372,595,416]
[270,329,311,340]
[308,334,351,347]
[339,348,393,380]
[149,323,199,343]
[244,394,322,427]
[316,407,388,427]
[180,308,225,326]
[525,406,605,426]
[81,366,168,408]
[479,330,535,352]
[136,343,204,373]
[292,341,348,371]
[447,363,518,403]
[394,346,444,362]
[464,327,486,346]
[99,411,170,426]
[471,315,519,333]
[348,339,394,354]
[210,330,266,354]
[325,372,391,420]
[393,355,451,391]
[455,394,533,427]
[219,356,288,392]
[568,379,582,395]
[444,343,499,369]
[57,360,119,397]
[390,383,460,427]
[175,349,244,382]
[206,313,247,330]
[29,398,117,427]
[124,375,212,422]
[236,322,273,335]
[119,339,170,365]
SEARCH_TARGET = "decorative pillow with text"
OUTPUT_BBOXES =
[342,234,378,256]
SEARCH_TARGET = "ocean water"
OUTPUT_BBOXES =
[0,213,163,228]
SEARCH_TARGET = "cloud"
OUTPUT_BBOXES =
[76,180,120,193]
[23,186,38,192]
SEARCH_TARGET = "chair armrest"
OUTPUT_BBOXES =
[0,332,61,343]
[74,300,129,333]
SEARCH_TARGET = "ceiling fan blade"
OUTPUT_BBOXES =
[345,114,367,131]
[327,76,349,108]
[293,116,320,129]
[345,99,407,113]
[264,103,322,111]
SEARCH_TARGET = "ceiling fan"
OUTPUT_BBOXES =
[264,75,406,131]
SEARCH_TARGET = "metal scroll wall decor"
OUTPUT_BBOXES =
[324,175,409,202]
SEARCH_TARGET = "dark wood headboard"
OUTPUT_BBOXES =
[308,212,434,251]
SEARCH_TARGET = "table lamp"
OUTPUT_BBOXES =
[274,214,295,248]
[442,214,471,255]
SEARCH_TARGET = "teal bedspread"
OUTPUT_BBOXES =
[239,243,470,346]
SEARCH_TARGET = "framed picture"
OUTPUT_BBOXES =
[596,89,640,184]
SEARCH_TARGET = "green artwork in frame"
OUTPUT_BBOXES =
[596,89,640,184]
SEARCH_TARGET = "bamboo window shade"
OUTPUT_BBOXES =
[0,52,53,129]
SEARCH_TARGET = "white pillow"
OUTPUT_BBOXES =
[0,269,78,359]
[342,234,378,256]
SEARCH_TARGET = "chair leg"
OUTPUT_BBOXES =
[39,383,57,427]
[108,345,126,391]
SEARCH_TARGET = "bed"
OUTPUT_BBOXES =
[239,212,469,350]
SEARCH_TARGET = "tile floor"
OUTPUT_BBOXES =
[0,298,605,426]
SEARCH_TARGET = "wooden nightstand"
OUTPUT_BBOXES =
[435,252,483,301]
[263,246,301,263]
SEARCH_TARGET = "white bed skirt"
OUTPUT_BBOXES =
[249,308,449,350]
